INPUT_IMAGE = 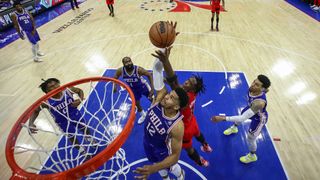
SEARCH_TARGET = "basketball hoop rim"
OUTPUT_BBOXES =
[5,77,136,179]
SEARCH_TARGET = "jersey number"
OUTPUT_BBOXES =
[146,122,156,136]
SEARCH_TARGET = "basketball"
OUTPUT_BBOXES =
[149,21,176,48]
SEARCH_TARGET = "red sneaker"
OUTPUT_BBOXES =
[200,156,209,167]
[201,144,213,153]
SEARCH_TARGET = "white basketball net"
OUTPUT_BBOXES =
[13,80,134,179]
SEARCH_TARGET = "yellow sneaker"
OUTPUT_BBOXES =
[223,125,238,135]
[240,153,258,164]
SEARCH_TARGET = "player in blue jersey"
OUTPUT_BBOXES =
[133,48,189,180]
[11,1,44,62]
[113,57,155,124]
[154,40,212,167]
[28,78,92,152]
[212,75,271,164]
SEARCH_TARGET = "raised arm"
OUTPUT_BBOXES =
[212,99,266,123]
[69,86,84,107]
[152,54,167,104]
[138,66,155,100]
[151,47,180,90]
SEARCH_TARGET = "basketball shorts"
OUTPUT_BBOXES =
[132,84,151,101]
[211,5,220,14]
[106,0,114,5]
[23,30,40,45]
[182,116,200,149]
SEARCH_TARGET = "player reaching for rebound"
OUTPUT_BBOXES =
[210,0,225,31]
[212,75,271,164]
[29,78,94,155]
[154,45,212,167]
[113,57,154,124]
[134,47,188,180]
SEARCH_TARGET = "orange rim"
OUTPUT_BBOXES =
[6,77,136,180]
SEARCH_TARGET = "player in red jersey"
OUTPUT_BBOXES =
[106,0,114,17]
[152,44,212,167]
[210,0,225,31]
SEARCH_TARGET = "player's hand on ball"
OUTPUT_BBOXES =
[151,46,172,62]
[133,165,156,179]
[167,21,180,36]
[211,115,226,122]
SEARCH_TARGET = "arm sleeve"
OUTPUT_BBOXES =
[152,58,164,91]
[226,108,255,123]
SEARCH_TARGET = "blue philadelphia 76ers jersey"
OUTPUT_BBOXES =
[143,103,183,163]
[47,89,82,128]
[122,65,149,89]
[14,9,33,32]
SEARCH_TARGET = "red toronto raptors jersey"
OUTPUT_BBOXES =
[211,0,221,6]
[181,92,196,125]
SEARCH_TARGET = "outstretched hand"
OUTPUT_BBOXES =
[151,46,172,63]
[133,165,157,179]
[211,115,226,122]
[167,21,180,36]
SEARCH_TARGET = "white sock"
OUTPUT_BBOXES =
[247,133,257,152]
[158,169,170,180]
[170,164,183,179]
[32,44,37,58]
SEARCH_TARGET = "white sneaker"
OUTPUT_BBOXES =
[137,111,146,124]
[310,5,316,8]
[33,57,43,62]
[37,51,45,57]
[313,6,320,10]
